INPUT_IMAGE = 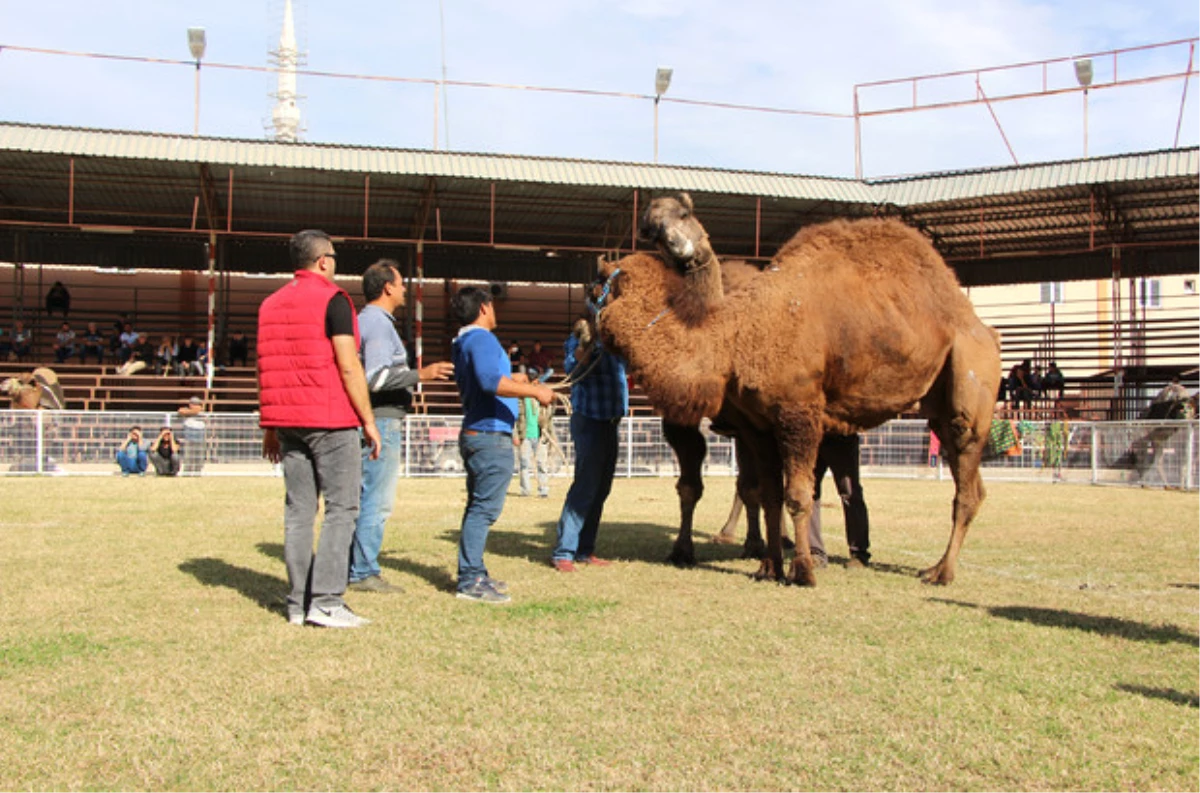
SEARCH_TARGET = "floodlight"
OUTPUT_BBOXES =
[655,67,673,97]
[188,27,207,61]
[1073,58,1093,87]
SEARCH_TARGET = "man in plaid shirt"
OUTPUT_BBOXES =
[550,320,628,572]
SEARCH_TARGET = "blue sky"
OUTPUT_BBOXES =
[1,0,1196,177]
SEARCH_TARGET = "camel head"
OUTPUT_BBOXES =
[639,193,710,270]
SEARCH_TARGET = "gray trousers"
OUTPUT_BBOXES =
[278,427,362,613]
[518,437,550,496]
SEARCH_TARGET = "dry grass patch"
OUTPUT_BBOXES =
[0,476,1196,790]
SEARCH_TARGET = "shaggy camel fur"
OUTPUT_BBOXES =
[599,203,1001,586]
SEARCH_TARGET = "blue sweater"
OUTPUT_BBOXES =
[452,326,518,432]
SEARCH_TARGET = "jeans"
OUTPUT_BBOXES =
[149,450,180,476]
[457,430,513,589]
[553,413,620,562]
[116,446,147,474]
[349,416,405,583]
[518,436,550,497]
[278,427,362,613]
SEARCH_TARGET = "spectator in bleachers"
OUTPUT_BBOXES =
[0,324,10,361]
[154,335,178,375]
[195,338,210,376]
[227,329,250,367]
[12,320,31,363]
[52,322,77,364]
[45,281,71,319]
[507,339,523,367]
[177,335,201,376]
[80,322,105,364]
[527,340,554,382]
[116,425,148,476]
[1042,361,1065,399]
[1007,359,1033,409]
[148,426,182,476]
[117,322,140,363]
[1029,365,1044,400]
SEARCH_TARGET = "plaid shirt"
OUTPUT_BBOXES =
[563,334,628,421]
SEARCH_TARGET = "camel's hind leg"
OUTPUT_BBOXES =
[662,421,706,567]
[920,331,1000,585]
[775,405,823,587]
[714,437,768,558]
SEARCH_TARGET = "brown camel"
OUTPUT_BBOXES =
[597,195,1001,585]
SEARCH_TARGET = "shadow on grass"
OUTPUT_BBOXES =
[1115,683,1199,708]
[179,557,285,616]
[930,598,1200,646]
[1169,582,1199,590]
[446,519,764,578]
[256,542,284,563]
[378,552,457,593]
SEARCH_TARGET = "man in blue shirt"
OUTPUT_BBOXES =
[350,260,454,594]
[451,286,554,603]
[551,313,629,572]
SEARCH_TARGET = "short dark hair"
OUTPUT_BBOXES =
[362,259,401,303]
[452,287,491,326]
[290,229,332,269]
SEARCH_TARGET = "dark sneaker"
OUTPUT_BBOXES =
[482,576,508,594]
[348,575,405,594]
[456,577,511,604]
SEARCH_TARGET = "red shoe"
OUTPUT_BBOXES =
[579,556,612,567]
[552,559,577,573]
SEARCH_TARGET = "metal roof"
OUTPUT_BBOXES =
[0,122,1194,287]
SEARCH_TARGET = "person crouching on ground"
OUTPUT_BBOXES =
[149,426,182,476]
[450,286,554,603]
[116,426,148,476]
[257,229,381,629]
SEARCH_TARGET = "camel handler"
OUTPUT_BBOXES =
[257,229,381,630]
[807,433,871,569]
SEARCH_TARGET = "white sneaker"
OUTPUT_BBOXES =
[306,604,370,628]
[287,610,305,626]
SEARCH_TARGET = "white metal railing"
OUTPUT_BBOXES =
[1,411,1195,491]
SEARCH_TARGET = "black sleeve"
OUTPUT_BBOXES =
[325,294,356,338]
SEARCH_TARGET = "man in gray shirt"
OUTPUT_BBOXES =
[349,259,454,593]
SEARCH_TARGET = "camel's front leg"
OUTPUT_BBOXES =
[776,408,823,587]
[662,422,706,567]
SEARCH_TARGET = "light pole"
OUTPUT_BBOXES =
[1074,57,1093,158]
[654,67,672,163]
[188,27,207,136]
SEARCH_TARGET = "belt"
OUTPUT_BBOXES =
[463,429,508,436]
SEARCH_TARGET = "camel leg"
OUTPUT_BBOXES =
[919,336,999,585]
[737,428,785,582]
[714,491,743,544]
[775,406,823,587]
[662,421,705,567]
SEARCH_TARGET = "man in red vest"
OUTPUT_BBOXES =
[257,229,381,629]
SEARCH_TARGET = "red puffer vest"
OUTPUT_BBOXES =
[257,269,361,429]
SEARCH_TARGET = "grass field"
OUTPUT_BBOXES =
[0,474,1196,791]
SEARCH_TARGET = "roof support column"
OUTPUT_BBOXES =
[363,175,371,238]
[226,169,234,232]
[68,158,75,226]
[631,190,639,251]
[755,197,762,259]
[489,183,495,246]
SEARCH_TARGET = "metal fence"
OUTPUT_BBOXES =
[2,411,1196,490]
